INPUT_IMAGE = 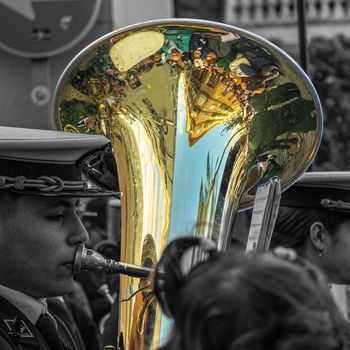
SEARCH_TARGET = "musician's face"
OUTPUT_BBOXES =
[321,219,350,284]
[0,194,89,298]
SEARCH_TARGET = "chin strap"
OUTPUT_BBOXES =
[0,175,87,193]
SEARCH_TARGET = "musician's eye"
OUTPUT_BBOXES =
[46,214,65,221]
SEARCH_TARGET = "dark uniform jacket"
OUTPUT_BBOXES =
[0,294,86,350]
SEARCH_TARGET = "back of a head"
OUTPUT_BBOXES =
[154,237,347,350]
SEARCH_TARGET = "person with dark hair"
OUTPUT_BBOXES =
[75,240,120,327]
[153,237,347,350]
[82,198,109,249]
[0,127,119,350]
[270,175,350,285]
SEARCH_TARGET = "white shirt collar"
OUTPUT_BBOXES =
[0,284,47,324]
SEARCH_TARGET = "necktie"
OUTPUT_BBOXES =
[36,313,64,350]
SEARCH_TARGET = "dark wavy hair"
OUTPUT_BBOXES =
[154,237,347,350]
[270,206,350,254]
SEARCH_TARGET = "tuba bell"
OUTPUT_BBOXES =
[53,19,322,350]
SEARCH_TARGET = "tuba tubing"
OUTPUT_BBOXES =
[74,244,153,278]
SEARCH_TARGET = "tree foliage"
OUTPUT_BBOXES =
[309,34,350,170]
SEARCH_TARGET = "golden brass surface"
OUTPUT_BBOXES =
[53,19,322,349]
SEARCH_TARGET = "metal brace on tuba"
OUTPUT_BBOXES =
[53,19,323,350]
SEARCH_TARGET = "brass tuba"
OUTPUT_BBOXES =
[53,19,322,350]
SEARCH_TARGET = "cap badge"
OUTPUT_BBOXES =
[320,198,350,211]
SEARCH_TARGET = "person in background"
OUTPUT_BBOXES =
[153,237,347,350]
[0,126,119,350]
[82,198,109,249]
[74,198,120,345]
[67,279,101,350]
[75,240,120,327]
[270,177,350,346]
[270,180,350,285]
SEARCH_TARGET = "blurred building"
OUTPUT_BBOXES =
[224,0,350,55]
[175,0,350,56]
[112,0,173,29]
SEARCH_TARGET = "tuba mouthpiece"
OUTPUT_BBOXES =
[73,244,152,278]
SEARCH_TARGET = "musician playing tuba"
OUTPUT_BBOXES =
[0,127,119,350]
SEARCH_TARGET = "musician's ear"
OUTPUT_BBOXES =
[309,221,326,254]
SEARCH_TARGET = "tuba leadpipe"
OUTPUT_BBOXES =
[53,19,323,350]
